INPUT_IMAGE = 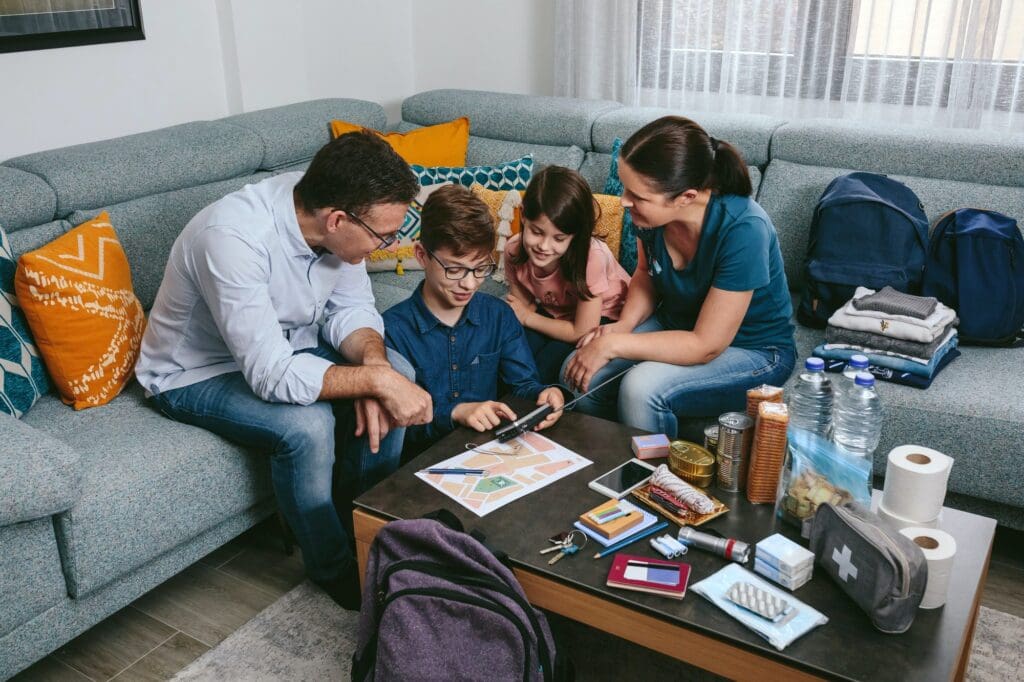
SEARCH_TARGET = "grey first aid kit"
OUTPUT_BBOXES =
[809,502,928,633]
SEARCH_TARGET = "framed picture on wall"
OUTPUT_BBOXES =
[0,0,144,53]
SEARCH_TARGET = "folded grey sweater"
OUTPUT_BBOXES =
[850,286,937,319]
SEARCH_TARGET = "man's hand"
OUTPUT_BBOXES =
[354,397,394,454]
[374,368,433,427]
[452,401,517,432]
[565,334,616,392]
[505,293,535,326]
[534,387,564,431]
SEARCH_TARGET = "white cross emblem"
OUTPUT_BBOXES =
[832,545,858,582]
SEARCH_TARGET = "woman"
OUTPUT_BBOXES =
[562,116,796,436]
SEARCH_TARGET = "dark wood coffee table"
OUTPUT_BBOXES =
[353,399,995,682]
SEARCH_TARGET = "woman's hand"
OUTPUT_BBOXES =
[565,335,617,392]
[505,293,535,326]
[577,321,629,349]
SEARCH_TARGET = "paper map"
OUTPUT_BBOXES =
[415,432,593,516]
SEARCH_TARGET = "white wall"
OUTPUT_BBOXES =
[0,0,229,159]
[0,0,555,159]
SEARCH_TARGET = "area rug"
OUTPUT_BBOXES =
[173,581,1023,681]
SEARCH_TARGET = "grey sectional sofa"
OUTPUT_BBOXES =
[1,88,1021,677]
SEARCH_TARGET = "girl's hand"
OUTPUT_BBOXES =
[565,335,616,392]
[534,387,564,430]
[577,321,628,348]
[505,293,534,326]
[452,401,518,432]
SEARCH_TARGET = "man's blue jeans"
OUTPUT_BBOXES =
[560,317,796,437]
[149,342,413,584]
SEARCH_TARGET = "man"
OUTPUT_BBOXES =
[136,131,432,609]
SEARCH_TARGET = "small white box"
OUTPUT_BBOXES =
[756,533,815,575]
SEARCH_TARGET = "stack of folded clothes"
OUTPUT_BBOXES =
[812,286,961,389]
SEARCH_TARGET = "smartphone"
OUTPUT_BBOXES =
[587,458,656,499]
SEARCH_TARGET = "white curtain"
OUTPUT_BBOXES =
[554,0,1024,130]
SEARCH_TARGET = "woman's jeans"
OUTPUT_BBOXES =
[560,317,797,437]
[150,341,413,584]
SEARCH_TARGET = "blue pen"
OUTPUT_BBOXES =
[424,468,487,475]
[592,521,670,559]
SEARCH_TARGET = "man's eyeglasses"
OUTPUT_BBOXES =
[425,248,496,280]
[345,211,399,250]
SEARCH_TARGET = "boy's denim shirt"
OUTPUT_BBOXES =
[383,283,545,448]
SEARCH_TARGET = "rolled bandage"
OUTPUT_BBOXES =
[651,464,716,514]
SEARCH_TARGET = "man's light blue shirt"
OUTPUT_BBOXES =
[135,173,384,405]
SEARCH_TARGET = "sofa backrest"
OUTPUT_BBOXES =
[758,119,1024,290]
[0,98,388,309]
[399,88,621,182]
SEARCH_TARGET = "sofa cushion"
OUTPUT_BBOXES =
[0,518,66,639]
[15,213,145,410]
[4,122,264,217]
[0,411,81,525]
[790,318,1024,509]
[770,119,1024,188]
[1,225,50,417]
[20,382,274,598]
[0,166,56,233]
[402,89,621,150]
[69,173,271,310]
[591,108,784,167]
[759,160,1024,291]
[224,98,387,171]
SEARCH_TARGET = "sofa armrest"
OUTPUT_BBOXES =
[0,412,82,525]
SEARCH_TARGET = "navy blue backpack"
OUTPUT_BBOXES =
[921,209,1024,345]
[798,172,929,328]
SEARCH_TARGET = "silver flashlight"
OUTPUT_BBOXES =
[677,527,751,564]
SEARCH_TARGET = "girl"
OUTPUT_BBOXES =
[504,166,631,383]
[562,116,796,437]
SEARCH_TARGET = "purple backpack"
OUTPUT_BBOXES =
[352,512,566,681]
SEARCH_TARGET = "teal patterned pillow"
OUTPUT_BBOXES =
[604,138,639,274]
[412,155,533,192]
[1,225,50,416]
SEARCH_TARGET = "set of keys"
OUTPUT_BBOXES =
[539,530,587,565]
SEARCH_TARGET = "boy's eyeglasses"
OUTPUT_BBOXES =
[346,211,399,250]
[425,248,496,280]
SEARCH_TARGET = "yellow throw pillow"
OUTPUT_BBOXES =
[593,193,625,259]
[15,212,145,410]
[330,117,470,167]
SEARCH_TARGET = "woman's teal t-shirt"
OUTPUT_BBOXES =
[642,193,795,351]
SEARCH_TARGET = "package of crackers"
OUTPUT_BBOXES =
[746,401,789,504]
[746,384,784,419]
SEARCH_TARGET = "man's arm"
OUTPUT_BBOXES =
[339,328,389,367]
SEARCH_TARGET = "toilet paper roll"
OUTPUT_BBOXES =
[881,445,953,523]
[875,501,940,531]
[900,527,957,609]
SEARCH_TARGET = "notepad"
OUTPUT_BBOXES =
[606,554,690,600]
[578,498,644,539]
[574,502,659,547]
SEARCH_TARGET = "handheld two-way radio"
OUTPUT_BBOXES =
[493,365,633,442]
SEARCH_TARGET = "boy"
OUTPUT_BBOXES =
[384,184,564,452]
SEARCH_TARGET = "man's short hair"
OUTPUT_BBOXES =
[419,185,496,256]
[294,130,418,215]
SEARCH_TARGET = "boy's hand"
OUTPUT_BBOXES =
[452,401,518,432]
[534,387,564,431]
[504,293,535,326]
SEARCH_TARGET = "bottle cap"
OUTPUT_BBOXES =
[805,357,825,371]
[850,354,869,369]
[854,371,875,387]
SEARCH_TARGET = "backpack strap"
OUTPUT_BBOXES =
[470,528,513,569]
[421,508,464,533]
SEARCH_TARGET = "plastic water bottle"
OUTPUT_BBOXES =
[788,357,833,437]
[840,354,870,398]
[833,372,883,458]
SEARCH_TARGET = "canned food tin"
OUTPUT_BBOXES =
[703,424,720,454]
[717,412,754,492]
[668,440,716,478]
[678,470,715,488]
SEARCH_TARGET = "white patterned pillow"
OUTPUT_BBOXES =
[0,225,49,417]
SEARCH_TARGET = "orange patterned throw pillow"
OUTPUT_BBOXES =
[15,212,145,410]
[330,117,470,167]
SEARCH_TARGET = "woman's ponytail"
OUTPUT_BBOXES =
[709,138,752,197]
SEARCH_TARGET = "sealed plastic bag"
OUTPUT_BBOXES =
[775,427,872,536]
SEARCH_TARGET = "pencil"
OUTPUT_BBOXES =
[592,521,669,559]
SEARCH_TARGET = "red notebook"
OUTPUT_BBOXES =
[606,554,690,600]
